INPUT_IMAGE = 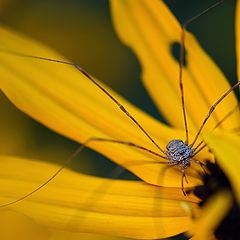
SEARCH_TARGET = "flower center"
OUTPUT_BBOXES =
[193,161,240,240]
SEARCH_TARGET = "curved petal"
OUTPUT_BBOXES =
[0,156,200,239]
[110,0,240,134]
[189,190,232,240]
[0,24,206,188]
[204,132,240,204]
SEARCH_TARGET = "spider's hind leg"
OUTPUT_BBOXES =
[191,158,206,174]
[181,169,188,196]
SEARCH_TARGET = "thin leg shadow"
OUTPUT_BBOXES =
[152,164,194,240]
[62,157,187,238]
[63,158,163,232]
[153,164,175,239]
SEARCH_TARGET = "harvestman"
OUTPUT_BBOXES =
[0,0,239,207]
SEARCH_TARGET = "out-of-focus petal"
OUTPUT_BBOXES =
[0,210,51,240]
[0,24,206,188]
[110,0,240,134]
[205,132,240,204]
[0,156,200,239]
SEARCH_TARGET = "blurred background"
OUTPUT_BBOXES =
[0,0,237,179]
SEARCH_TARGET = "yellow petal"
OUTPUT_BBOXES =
[0,24,205,188]
[189,190,232,240]
[204,132,240,204]
[110,0,240,134]
[0,210,51,240]
[0,211,131,240]
[0,156,200,239]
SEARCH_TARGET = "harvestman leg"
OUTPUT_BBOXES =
[0,0,236,203]
[181,169,189,196]
[177,0,239,195]
[178,0,225,148]
[192,102,240,155]
[0,137,168,207]
[179,0,240,157]
[0,50,166,156]
[187,0,238,149]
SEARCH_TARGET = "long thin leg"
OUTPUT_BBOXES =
[193,114,240,156]
[0,49,166,155]
[181,170,187,196]
[182,1,224,28]
[191,81,240,148]
[183,2,232,149]
[90,137,168,160]
[0,137,168,207]
[179,26,189,144]
[192,144,207,158]
[210,102,240,131]
[190,158,206,174]
[192,102,240,154]
[179,0,225,145]
[0,138,90,208]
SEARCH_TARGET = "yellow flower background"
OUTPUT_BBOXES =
[0,1,239,240]
[0,0,238,170]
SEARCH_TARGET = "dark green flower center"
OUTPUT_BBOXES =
[193,161,240,240]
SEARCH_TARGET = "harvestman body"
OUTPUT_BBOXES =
[0,0,239,207]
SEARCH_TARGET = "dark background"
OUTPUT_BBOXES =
[0,0,237,179]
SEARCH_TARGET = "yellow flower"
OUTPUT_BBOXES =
[0,0,239,239]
